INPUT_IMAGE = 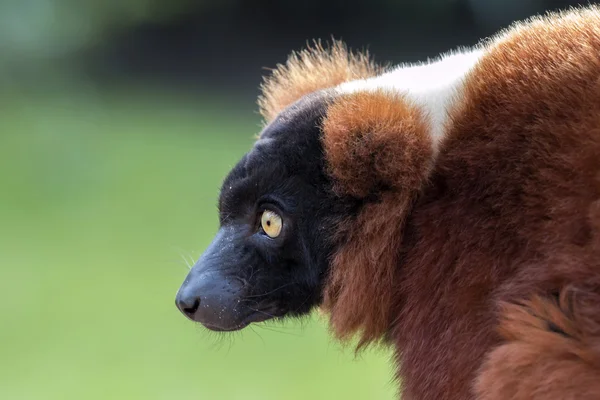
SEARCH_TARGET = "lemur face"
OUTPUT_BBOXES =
[175,93,353,331]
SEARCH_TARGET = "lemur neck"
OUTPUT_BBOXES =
[336,48,484,151]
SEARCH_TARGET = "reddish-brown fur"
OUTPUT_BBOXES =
[386,9,600,399]
[321,91,433,346]
[475,284,600,399]
[393,8,600,399]
[258,40,382,123]
[259,6,600,400]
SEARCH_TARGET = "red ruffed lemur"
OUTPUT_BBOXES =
[176,6,600,399]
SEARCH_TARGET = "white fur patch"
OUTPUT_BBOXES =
[336,48,484,152]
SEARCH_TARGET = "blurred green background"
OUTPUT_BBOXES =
[0,1,590,399]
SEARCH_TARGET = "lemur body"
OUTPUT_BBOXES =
[177,7,600,399]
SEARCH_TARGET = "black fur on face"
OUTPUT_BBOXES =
[175,92,357,331]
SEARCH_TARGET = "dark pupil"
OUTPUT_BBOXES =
[266,220,271,226]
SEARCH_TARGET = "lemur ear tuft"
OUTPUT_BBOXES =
[258,40,382,123]
[322,90,433,198]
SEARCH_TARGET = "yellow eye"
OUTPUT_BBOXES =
[260,210,283,238]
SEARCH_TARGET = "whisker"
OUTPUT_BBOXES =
[179,254,193,270]
[165,259,191,272]
[249,326,266,346]
[294,292,314,313]
[169,245,198,271]
[256,324,303,337]
[244,282,296,298]
[185,253,197,268]
[243,305,278,318]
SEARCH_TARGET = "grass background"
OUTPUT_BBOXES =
[0,88,395,400]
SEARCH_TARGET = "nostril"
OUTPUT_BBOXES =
[182,298,200,316]
[176,292,201,318]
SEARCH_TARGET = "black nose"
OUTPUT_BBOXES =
[176,292,201,319]
[176,269,251,330]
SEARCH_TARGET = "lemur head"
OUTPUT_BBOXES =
[176,41,434,344]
